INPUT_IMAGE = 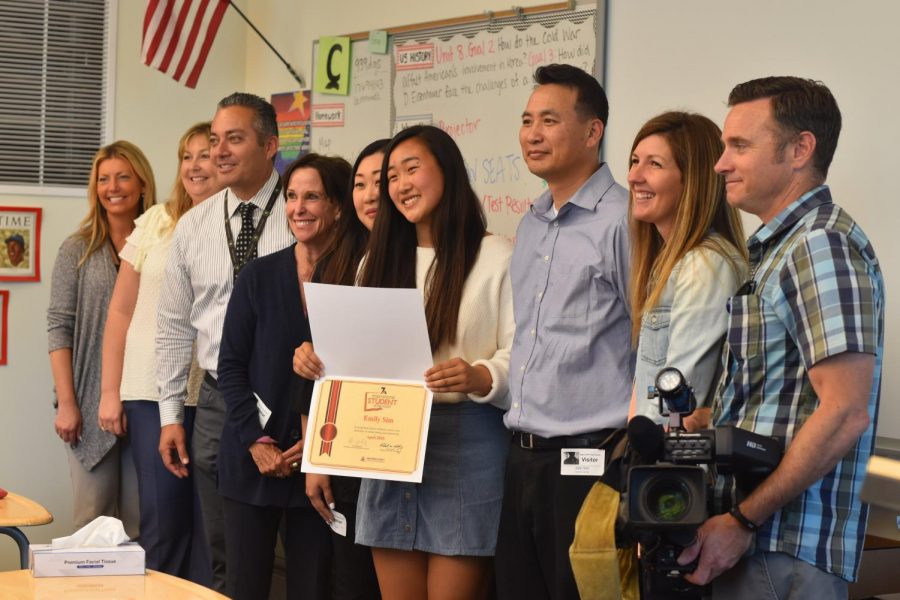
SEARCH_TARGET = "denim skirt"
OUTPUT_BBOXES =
[355,401,510,556]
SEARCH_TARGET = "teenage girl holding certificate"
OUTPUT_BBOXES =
[298,125,514,599]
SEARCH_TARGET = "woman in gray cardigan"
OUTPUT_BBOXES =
[47,141,156,538]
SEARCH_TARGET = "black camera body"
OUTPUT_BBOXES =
[619,368,781,598]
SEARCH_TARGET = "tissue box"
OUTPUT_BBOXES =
[29,542,145,577]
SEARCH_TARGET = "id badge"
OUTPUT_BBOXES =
[560,448,605,476]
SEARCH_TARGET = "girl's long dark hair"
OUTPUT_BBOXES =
[359,126,486,352]
[316,139,390,285]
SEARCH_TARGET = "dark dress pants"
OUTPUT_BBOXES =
[330,476,381,600]
[125,401,211,586]
[494,442,598,600]
[192,380,228,592]
[223,497,332,600]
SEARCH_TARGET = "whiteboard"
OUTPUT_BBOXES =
[307,4,601,239]
[391,12,596,238]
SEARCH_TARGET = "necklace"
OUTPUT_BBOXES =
[108,238,121,272]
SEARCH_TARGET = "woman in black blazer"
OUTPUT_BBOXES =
[217,153,351,600]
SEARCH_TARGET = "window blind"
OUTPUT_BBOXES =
[0,0,108,189]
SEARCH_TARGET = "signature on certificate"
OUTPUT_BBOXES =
[379,442,404,454]
[347,435,369,449]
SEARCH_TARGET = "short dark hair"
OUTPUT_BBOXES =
[534,63,609,125]
[217,92,279,144]
[728,76,841,179]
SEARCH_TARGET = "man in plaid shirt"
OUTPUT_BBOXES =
[677,77,884,598]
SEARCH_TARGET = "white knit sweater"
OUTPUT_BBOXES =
[417,235,514,408]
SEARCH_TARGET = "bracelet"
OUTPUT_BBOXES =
[729,504,758,532]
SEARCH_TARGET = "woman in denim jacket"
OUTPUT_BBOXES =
[627,112,748,430]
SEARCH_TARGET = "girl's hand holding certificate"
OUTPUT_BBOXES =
[424,357,492,396]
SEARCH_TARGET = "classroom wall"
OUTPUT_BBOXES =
[0,0,547,573]
[0,0,247,570]
[3,0,896,572]
[244,0,899,444]
[242,0,554,95]
[602,0,899,446]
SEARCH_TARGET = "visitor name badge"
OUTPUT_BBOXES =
[560,448,605,476]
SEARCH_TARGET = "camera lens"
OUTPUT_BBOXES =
[645,476,692,522]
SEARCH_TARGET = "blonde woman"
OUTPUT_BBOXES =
[627,112,748,429]
[48,140,156,538]
[98,123,219,582]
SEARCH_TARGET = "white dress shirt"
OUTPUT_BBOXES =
[156,169,294,425]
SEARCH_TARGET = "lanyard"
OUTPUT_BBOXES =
[224,181,282,280]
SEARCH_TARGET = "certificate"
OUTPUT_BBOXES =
[300,284,434,482]
[304,377,430,480]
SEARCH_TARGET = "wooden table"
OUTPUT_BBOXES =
[0,569,228,599]
[0,493,53,569]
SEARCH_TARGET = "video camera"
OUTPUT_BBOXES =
[619,367,781,599]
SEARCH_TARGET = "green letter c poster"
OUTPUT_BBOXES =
[315,36,351,95]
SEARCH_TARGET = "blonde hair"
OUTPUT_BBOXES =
[628,112,748,343]
[164,122,213,223]
[78,141,156,267]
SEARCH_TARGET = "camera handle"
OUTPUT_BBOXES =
[638,550,708,600]
[668,411,687,432]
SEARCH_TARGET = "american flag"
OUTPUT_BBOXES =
[141,0,230,89]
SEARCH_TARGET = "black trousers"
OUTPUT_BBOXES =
[223,497,332,600]
[331,495,381,600]
[494,442,599,600]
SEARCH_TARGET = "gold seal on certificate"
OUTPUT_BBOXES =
[307,378,429,476]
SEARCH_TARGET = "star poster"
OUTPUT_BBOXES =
[271,90,312,175]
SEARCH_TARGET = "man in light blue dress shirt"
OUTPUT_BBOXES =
[495,64,634,599]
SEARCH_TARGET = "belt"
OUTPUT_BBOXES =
[513,429,619,451]
[203,372,218,390]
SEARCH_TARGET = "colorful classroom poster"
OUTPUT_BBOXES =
[271,90,312,175]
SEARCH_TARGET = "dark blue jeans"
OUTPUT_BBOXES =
[125,400,211,586]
